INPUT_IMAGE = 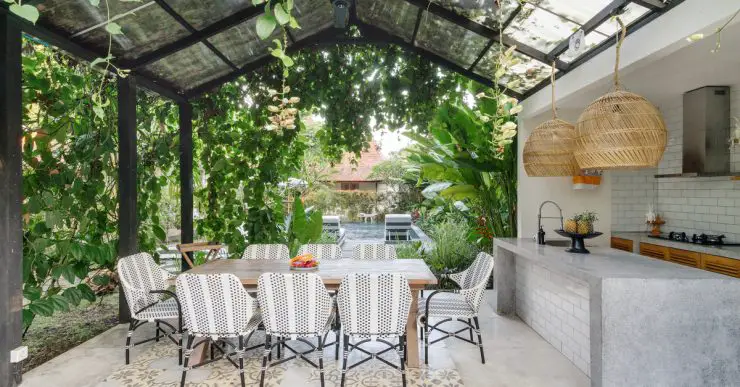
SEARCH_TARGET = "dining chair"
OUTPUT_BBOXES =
[298,244,343,260]
[176,273,263,387]
[419,252,494,364]
[351,243,397,260]
[117,252,183,365]
[337,273,412,387]
[257,273,335,387]
[241,244,290,260]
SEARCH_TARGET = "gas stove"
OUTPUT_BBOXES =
[649,231,740,246]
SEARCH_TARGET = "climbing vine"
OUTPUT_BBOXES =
[20,42,177,330]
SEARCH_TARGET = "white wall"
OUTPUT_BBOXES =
[611,86,740,240]
[518,109,612,246]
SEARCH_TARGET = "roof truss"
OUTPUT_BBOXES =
[2,0,682,102]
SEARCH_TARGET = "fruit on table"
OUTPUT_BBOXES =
[290,253,319,268]
[565,219,578,233]
[577,220,593,235]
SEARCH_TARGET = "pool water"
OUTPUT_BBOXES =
[342,222,418,241]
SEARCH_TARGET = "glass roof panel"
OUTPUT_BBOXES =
[30,0,148,35]
[165,0,254,30]
[291,0,334,40]
[431,0,519,29]
[73,4,190,61]
[356,0,418,42]
[595,3,651,36]
[504,3,579,53]
[207,17,275,67]
[530,0,612,26]
[143,42,232,90]
[415,11,489,68]
[559,30,610,63]
[473,45,554,93]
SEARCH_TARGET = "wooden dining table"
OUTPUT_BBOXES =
[185,258,438,368]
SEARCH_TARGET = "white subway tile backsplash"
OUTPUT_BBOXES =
[612,86,740,241]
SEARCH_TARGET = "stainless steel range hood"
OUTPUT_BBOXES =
[656,86,733,178]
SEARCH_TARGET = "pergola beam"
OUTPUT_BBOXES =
[0,7,185,103]
[547,0,631,61]
[184,25,522,100]
[179,102,194,271]
[411,8,423,45]
[152,0,238,71]
[0,11,23,387]
[401,0,567,70]
[127,4,265,70]
[631,0,667,10]
[116,76,139,323]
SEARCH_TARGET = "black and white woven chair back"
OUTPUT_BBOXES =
[458,252,494,312]
[337,273,411,338]
[117,252,170,315]
[257,273,332,339]
[241,244,290,260]
[298,244,343,260]
[176,273,256,337]
[351,243,397,260]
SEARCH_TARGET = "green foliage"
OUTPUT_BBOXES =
[236,44,464,161]
[426,219,477,287]
[406,89,519,240]
[286,196,323,255]
[395,241,425,259]
[20,42,176,330]
[192,81,306,256]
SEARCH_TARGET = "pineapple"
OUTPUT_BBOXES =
[577,211,598,235]
[564,217,579,233]
[577,219,592,235]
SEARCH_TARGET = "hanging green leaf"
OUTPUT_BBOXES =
[256,14,277,40]
[9,3,40,25]
[274,3,290,25]
[104,22,124,35]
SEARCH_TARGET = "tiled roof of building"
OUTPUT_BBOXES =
[328,142,384,182]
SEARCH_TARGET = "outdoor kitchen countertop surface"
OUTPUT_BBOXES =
[612,231,740,261]
[493,238,733,284]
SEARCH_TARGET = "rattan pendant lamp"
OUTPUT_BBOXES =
[574,17,667,170]
[523,62,580,177]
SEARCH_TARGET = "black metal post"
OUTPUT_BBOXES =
[0,12,23,387]
[179,102,194,271]
[117,76,138,323]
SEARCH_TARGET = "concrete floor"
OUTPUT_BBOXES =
[21,291,588,387]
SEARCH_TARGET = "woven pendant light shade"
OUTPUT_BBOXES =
[523,62,580,177]
[574,17,667,170]
[523,118,579,176]
[575,90,666,169]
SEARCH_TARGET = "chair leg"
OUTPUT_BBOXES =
[467,318,474,342]
[473,317,485,364]
[399,335,407,387]
[155,321,161,342]
[424,317,429,365]
[178,315,183,365]
[340,334,349,387]
[125,321,135,365]
[180,334,194,387]
[277,338,281,359]
[318,336,325,387]
[238,335,246,387]
[260,334,271,387]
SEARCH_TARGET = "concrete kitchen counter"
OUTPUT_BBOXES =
[612,231,740,260]
[493,238,740,387]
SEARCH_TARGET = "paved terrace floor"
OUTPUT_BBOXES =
[22,291,588,386]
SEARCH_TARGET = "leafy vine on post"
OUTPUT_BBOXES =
[6,0,135,120]
[254,0,301,133]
